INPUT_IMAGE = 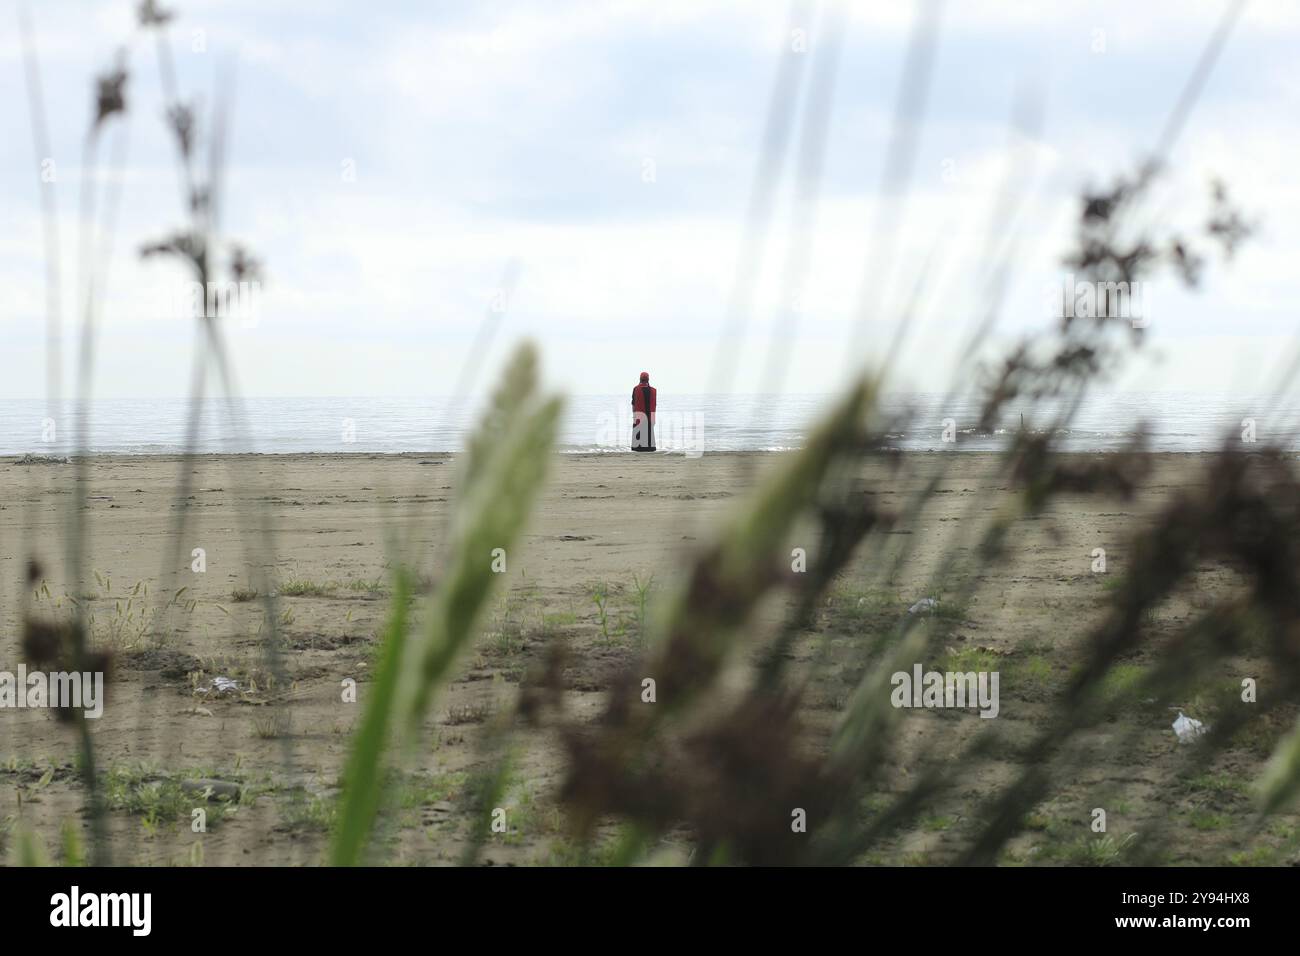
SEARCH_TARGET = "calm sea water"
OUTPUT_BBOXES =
[1,393,1298,456]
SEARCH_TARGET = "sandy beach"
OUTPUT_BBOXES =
[2,450,1295,865]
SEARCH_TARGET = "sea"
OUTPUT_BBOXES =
[1,393,1298,456]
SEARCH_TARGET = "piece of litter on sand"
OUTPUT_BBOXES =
[1172,711,1208,743]
[199,676,240,696]
[908,598,939,615]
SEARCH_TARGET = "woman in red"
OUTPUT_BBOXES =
[632,371,657,451]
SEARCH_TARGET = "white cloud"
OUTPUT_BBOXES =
[1,0,1296,400]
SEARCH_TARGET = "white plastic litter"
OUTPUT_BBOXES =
[1172,711,1207,743]
[200,676,240,696]
[908,598,939,615]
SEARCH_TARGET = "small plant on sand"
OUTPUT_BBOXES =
[921,815,957,832]
[103,765,237,833]
[87,581,150,649]
[1011,655,1053,688]
[284,793,337,833]
[1188,811,1228,831]
[543,603,578,632]
[251,711,291,740]
[278,578,331,597]
[445,702,490,726]
[590,582,612,643]
[1063,833,1139,867]
[488,596,525,657]
[631,572,654,641]
[940,646,1001,674]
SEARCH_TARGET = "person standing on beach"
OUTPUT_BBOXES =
[632,371,657,452]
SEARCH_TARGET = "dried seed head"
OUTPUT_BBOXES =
[137,0,174,27]
[230,244,263,283]
[93,55,129,131]
[140,230,206,272]
[21,618,63,666]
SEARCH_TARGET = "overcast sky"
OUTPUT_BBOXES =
[2,0,1297,399]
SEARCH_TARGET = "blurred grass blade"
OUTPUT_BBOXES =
[646,376,876,704]
[329,567,411,866]
[331,342,561,865]
[400,344,563,733]
[1257,712,1300,817]
[17,825,47,867]
[330,345,559,868]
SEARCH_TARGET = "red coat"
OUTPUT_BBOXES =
[632,383,657,419]
[631,383,657,451]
